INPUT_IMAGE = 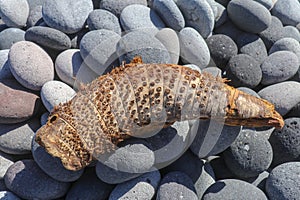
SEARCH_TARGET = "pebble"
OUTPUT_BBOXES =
[156,171,198,200]
[176,0,214,38]
[258,81,300,116]
[4,159,70,200]
[0,79,41,124]
[282,25,300,42]
[8,41,54,91]
[0,153,14,179]
[261,51,299,85]
[27,0,46,8]
[87,9,121,35]
[269,118,300,166]
[0,49,13,80]
[202,67,222,77]
[0,118,40,155]
[0,28,25,50]
[271,0,300,26]
[269,37,300,62]
[206,34,238,69]
[0,191,21,200]
[109,170,160,200]
[80,29,121,75]
[26,5,43,27]
[214,2,227,28]
[152,0,185,31]
[100,0,148,17]
[266,162,300,200]
[214,21,244,42]
[25,26,72,51]
[178,27,210,69]
[0,0,29,28]
[120,4,165,33]
[225,54,262,88]
[222,129,273,178]
[116,30,170,64]
[246,171,270,191]
[253,0,274,10]
[203,179,268,200]
[237,87,260,98]
[227,0,271,33]
[40,80,76,112]
[259,16,284,49]
[42,0,93,34]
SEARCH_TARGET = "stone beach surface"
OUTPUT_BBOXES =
[0,0,300,199]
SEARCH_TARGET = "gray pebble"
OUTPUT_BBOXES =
[261,51,299,85]
[0,49,13,80]
[202,67,222,77]
[0,0,29,28]
[214,20,244,42]
[100,0,148,17]
[271,0,300,26]
[282,25,300,42]
[258,81,300,116]
[0,153,13,179]
[0,191,21,200]
[237,87,260,98]
[109,171,161,200]
[0,28,25,50]
[214,2,228,28]
[270,37,300,55]
[27,0,46,8]
[42,0,93,34]
[246,171,270,191]
[4,159,70,200]
[266,162,300,200]
[253,0,274,10]
[27,5,43,27]
[25,26,72,51]
[152,0,185,31]
[179,27,210,69]
[176,0,214,38]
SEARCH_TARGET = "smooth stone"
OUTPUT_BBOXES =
[179,27,210,69]
[236,33,268,64]
[116,30,170,64]
[269,118,300,166]
[228,0,271,33]
[203,179,268,200]
[27,5,43,27]
[214,20,244,42]
[25,26,72,51]
[69,28,89,49]
[8,41,54,91]
[0,79,41,123]
[0,154,13,179]
[120,4,165,32]
[100,0,148,17]
[0,49,13,80]
[223,129,273,178]
[155,28,180,64]
[261,51,299,85]
[254,0,274,9]
[271,0,300,26]
[214,2,228,28]
[87,9,121,35]
[176,0,214,38]
[237,87,260,98]
[0,191,21,200]
[226,54,262,88]
[266,162,300,200]
[0,118,40,155]
[109,171,161,200]
[282,25,300,42]
[258,81,300,116]
[157,171,198,200]
[184,64,202,73]
[0,28,25,50]
[42,0,93,34]
[259,16,284,49]
[206,34,238,69]
[27,0,46,8]
[206,0,218,18]
[0,0,29,28]
[152,0,185,31]
[80,29,121,75]
[4,159,70,199]
[202,67,222,77]
[40,80,76,112]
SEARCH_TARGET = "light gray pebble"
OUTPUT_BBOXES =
[0,154,13,179]
[253,0,274,10]
[8,41,54,91]
[176,0,214,38]
[269,37,300,63]
[237,87,260,98]
[0,28,25,50]
[206,0,218,18]
[42,0,93,34]
[271,0,300,26]
[100,0,148,17]
[0,0,29,28]
[179,27,210,69]
[202,67,222,77]
[109,171,161,200]
[0,191,21,200]
[261,51,299,85]
[259,16,284,49]
[87,9,121,35]
[26,5,43,27]
[27,0,46,8]
[152,0,185,31]
[282,25,300,42]
[0,49,13,80]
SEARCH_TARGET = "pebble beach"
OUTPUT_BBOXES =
[0,0,300,199]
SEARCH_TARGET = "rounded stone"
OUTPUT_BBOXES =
[25,26,72,51]
[227,0,271,33]
[269,118,300,166]
[109,171,161,200]
[0,0,29,28]
[100,0,148,17]
[206,34,238,69]
[0,49,13,80]
[226,54,262,88]
[237,87,260,98]
[27,5,43,27]
[42,0,93,34]
[176,0,214,38]
[253,0,274,9]
[152,0,185,31]
[8,41,54,91]
[0,191,21,200]
[214,1,228,28]
[0,28,25,50]
[282,25,300,42]
[87,9,121,35]
[4,159,70,200]
[178,27,210,69]
[40,80,76,112]
[0,153,14,179]
[203,179,268,200]
[202,67,221,77]
[271,0,300,26]
[269,37,300,62]
[261,51,299,85]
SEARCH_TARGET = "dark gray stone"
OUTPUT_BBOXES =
[271,0,300,26]
[259,16,284,49]
[0,28,25,50]
[0,191,21,200]
[214,20,244,42]
[100,0,147,17]
[214,2,228,28]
